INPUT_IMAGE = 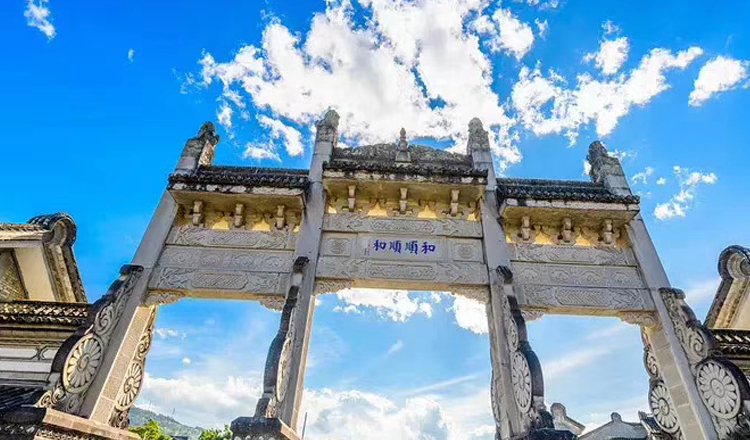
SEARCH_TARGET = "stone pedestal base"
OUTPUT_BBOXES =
[513,429,578,440]
[0,408,139,440]
[230,417,299,440]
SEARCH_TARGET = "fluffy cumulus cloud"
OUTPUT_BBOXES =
[192,1,709,170]
[451,296,488,334]
[689,56,749,106]
[128,49,135,62]
[584,37,629,75]
[24,0,55,39]
[653,166,717,220]
[512,46,703,144]
[333,288,433,322]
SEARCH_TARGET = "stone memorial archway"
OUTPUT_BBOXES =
[16,112,750,440]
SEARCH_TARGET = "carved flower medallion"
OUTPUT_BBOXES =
[511,352,532,413]
[644,349,660,379]
[696,360,742,419]
[63,335,103,392]
[117,362,144,409]
[649,381,679,433]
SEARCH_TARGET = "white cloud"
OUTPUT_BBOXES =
[582,160,591,176]
[242,144,280,161]
[689,55,749,106]
[386,339,405,356]
[491,8,535,60]
[584,37,629,75]
[534,19,548,39]
[155,328,183,339]
[631,166,654,185]
[684,277,720,303]
[128,49,135,62]
[196,0,520,169]
[24,0,55,39]
[543,346,613,381]
[258,115,304,156]
[217,102,233,130]
[512,46,703,144]
[653,166,717,220]
[194,1,705,169]
[656,177,666,185]
[450,296,488,334]
[602,20,620,35]
[181,357,192,365]
[333,288,433,322]
[610,149,636,161]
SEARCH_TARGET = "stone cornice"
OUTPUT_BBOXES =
[497,178,640,204]
[168,165,310,190]
[0,301,90,327]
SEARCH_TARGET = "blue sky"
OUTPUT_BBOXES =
[3,0,750,438]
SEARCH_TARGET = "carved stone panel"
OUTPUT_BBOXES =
[316,256,488,288]
[322,213,482,238]
[149,267,285,295]
[167,226,297,250]
[516,285,651,312]
[158,246,295,273]
[512,262,645,289]
[509,244,636,266]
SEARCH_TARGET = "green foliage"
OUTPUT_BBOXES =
[197,426,232,440]
[130,419,172,440]
[130,407,204,440]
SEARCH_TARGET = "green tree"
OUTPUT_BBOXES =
[131,419,172,440]
[198,425,232,440]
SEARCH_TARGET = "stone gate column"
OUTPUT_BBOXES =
[590,143,728,440]
[34,123,219,427]
[469,120,567,440]
[232,110,339,440]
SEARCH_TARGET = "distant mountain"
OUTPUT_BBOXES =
[130,407,204,440]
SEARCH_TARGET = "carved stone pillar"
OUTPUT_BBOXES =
[643,289,750,439]
[470,119,571,440]
[232,109,339,438]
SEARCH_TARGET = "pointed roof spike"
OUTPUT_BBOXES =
[398,127,408,150]
[467,117,489,153]
[469,117,483,131]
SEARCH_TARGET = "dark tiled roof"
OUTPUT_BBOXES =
[0,223,45,232]
[323,160,487,179]
[169,165,309,190]
[712,329,750,358]
[0,385,44,411]
[497,178,640,204]
[0,301,90,327]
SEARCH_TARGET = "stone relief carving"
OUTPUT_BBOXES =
[659,288,750,439]
[109,307,157,429]
[450,239,483,262]
[322,213,482,238]
[316,256,488,286]
[509,243,636,266]
[0,250,26,301]
[36,266,143,415]
[255,258,308,419]
[448,285,489,302]
[142,291,185,306]
[151,267,284,295]
[157,246,295,273]
[517,285,648,311]
[512,262,644,289]
[314,279,353,295]
[258,296,285,311]
[167,226,296,250]
[643,329,682,439]
[496,267,555,433]
[320,236,353,257]
[618,311,659,328]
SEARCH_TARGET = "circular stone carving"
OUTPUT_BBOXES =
[696,360,742,419]
[503,299,519,351]
[511,352,532,413]
[456,244,474,260]
[644,349,660,379]
[117,362,144,409]
[649,381,679,434]
[63,334,103,393]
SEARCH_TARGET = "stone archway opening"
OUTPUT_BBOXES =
[298,289,496,440]
[133,298,283,431]
[527,315,650,433]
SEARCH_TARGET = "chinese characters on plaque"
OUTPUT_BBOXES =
[372,238,437,255]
